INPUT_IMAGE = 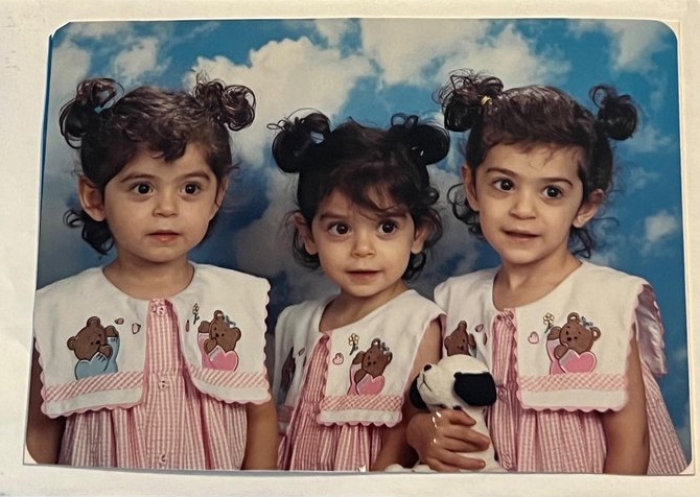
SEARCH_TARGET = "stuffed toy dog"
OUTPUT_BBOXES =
[388,354,504,472]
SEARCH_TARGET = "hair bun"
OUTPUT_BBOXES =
[389,113,450,166]
[194,77,256,131]
[59,78,121,148]
[439,70,504,132]
[590,85,638,141]
[271,112,331,173]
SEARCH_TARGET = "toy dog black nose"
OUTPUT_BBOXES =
[423,364,432,371]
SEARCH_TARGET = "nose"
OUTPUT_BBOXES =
[351,229,375,257]
[154,190,177,217]
[509,190,536,219]
[423,364,432,372]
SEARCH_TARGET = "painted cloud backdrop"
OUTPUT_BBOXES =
[38,19,690,459]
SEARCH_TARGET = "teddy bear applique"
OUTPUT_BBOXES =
[444,320,476,357]
[277,346,296,405]
[347,338,393,396]
[197,310,242,371]
[67,316,120,380]
[546,312,601,374]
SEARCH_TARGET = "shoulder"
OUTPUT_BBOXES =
[279,297,328,321]
[36,267,104,304]
[435,267,498,297]
[395,289,444,313]
[192,263,270,290]
[577,261,649,288]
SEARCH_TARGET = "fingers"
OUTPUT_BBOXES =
[424,452,487,472]
[431,409,491,449]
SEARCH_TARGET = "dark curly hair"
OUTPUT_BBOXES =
[438,69,638,257]
[59,74,256,254]
[271,111,450,280]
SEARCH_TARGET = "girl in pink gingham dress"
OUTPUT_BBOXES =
[27,76,278,470]
[271,111,450,471]
[406,70,687,474]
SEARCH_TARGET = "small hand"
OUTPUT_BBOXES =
[406,409,491,472]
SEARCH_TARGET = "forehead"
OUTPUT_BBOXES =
[483,143,584,175]
[317,188,405,216]
[116,143,211,177]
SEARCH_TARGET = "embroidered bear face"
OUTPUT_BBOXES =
[280,347,296,394]
[67,316,118,361]
[198,310,242,354]
[444,320,476,356]
[352,338,393,383]
[547,312,601,359]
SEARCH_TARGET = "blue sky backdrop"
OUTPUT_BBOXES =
[38,19,690,459]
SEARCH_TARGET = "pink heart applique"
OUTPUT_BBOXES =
[559,350,597,373]
[209,348,239,371]
[356,374,385,395]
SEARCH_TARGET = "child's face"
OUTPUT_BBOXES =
[463,143,600,271]
[80,143,225,268]
[298,189,427,302]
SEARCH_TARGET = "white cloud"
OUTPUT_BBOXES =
[644,210,680,246]
[314,19,355,46]
[112,37,169,85]
[569,20,669,73]
[624,122,675,154]
[623,166,661,193]
[186,36,373,167]
[361,19,571,90]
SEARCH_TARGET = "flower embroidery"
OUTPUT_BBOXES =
[348,333,360,355]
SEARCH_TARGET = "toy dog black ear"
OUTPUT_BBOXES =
[453,372,497,406]
[409,376,427,410]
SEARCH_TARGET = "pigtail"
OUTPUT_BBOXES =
[438,70,504,132]
[194,77,256,132]
[590,85,638,141]
[389,113,450,167]
[59,78,122,149]
[271,112,331,173]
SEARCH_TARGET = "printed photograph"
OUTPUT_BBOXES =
[27,18,691,475]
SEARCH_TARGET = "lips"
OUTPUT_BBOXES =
[503,229,537,240]
[347,270,380,281]
[149,230,180,242]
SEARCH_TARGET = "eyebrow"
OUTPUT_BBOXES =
[484,166,575,187]
[118,171,214,184]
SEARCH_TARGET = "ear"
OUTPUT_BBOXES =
[408,376,428,410]
[78,177,106,222]
[453,372,497,407]
[210,178,229,220]
[293,212,317,255]
[411,223,430,255]
[572,189,604,229]
[461,164,479,212]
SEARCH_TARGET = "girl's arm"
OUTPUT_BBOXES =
[405,408,490,471]
[25,346,64,464]
[371,318,441,471]
[601,335,649,474]
[242,393,279,470]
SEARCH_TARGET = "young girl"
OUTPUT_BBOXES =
[271,112,449,471]
[406,70,688,474]
[26,76,278,470]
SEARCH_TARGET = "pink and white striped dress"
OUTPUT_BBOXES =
[278,333,382,471]
[59,299,248,470]
[488,309,688,474]
[435,263,688,474]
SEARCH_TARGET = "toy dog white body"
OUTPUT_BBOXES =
[390,354,504,473]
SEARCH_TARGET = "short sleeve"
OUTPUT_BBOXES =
[634,284,668,376]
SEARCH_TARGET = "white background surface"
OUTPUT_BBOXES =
[0,0,697,495]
